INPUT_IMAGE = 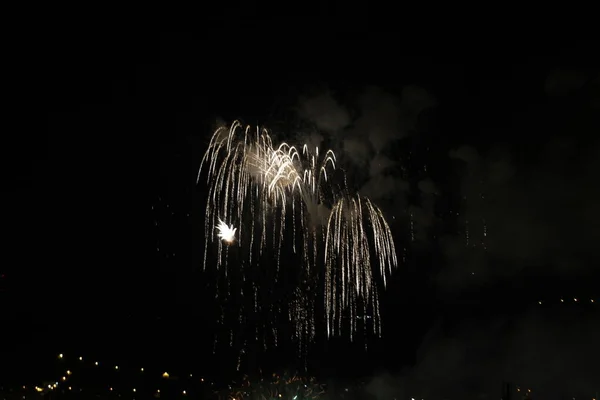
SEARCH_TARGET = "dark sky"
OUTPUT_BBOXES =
[4,15,600,394]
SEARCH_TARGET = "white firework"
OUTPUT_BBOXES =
[198,120,398,347]
[216,219,236,243]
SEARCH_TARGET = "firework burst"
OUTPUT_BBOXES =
[198,121,397,359]
[217,219,237,243]
[216,373,326,400]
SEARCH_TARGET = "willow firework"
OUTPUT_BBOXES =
[198,121,397,355]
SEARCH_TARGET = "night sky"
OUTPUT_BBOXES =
[3,14,600,398]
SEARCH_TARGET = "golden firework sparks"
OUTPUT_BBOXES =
[198,121,398,347]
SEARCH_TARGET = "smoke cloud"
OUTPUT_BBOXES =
[292,67,600,400]
[295,85,436,219]
[544,68,589,96]
[293,73,599,289]
[298,91,351,133]
[364,304,599,399]
[437,138,600,291]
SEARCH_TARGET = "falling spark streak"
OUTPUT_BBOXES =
[198,121,398,354]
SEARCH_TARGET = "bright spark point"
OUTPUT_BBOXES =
[216,219,236,243]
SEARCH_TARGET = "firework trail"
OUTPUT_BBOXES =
[324,196,397,339]
[198,121,397,359]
